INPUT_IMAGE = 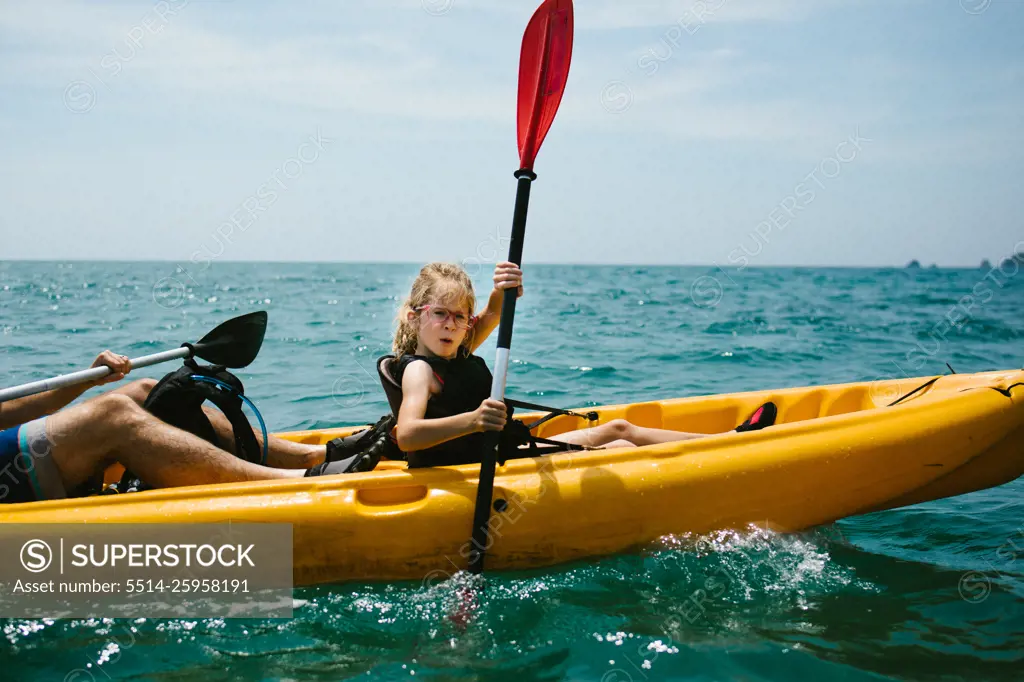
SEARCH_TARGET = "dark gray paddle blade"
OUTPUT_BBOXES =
[188,311,268,368]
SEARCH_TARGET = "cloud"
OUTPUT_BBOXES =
[0,0,517,126]
[0,0,874,144]
[1,0,1013,162]
[577,0,852,30]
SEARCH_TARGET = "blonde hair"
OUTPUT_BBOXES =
[393,262,477,358]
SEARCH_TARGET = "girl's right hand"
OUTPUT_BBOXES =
[471,399,507,432]
[493,261,524,298]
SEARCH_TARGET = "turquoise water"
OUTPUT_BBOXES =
[1,260,1022,681]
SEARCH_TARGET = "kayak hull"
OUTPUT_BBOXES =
[3,370,1022,586]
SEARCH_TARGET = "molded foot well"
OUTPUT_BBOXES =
[663,403,742,434]
[780,390,825,424]
[824,387,874,417]
[624,402,664,429]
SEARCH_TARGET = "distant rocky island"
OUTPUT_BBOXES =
[1000,252,1024,269]
[904,256,1021,270]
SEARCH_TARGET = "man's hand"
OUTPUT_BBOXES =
[493,262,523,298]
[0,349,135,429]
[89,350,132,386]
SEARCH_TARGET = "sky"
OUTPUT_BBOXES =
[0,0,1021,267]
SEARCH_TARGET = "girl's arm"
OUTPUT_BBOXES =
[394,360,505,452]
[0,351,132,430]
[469,262,523,353]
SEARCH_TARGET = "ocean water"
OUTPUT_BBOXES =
[1,260,1022,681]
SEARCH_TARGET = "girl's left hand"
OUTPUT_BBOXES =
[493,261,523,298]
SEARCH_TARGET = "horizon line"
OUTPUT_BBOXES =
[0,258,1006,270]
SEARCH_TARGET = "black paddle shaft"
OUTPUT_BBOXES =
[468,168,536,575]
[496,169,535,348]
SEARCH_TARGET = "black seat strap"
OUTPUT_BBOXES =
[887,376,941,407]
[199,384,263,464]
[505,398,599,430]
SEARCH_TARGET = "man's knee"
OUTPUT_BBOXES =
[45,393,152,478]
[116,378,157,406]
[92,393,149,429]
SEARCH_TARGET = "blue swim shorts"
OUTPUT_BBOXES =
[0,418,67,504]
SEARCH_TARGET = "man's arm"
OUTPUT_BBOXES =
[0,351,132,430]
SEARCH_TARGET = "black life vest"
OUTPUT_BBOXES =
[143,359,264,465]
[108,359,265,494]
[391,348,493,468]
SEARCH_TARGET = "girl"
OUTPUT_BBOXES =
[391,262,776,468]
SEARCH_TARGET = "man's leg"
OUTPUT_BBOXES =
[113,378,156,406]
[110,377,325,469]
[43,393,305,492]
[199,408,326,469]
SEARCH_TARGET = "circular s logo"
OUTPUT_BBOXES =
[600,80,634,114]
[152,277,186,309]
[422,0,455,16]
[958,571,992,603]
[331,373,366,409]
[867,375,902,406]
[62,80,96,114]
[959,0,992,15]
[690,275,724,308]
[21,539,53,573]
[421,568,451,591]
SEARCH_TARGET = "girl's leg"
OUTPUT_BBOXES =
[550,419,707,448]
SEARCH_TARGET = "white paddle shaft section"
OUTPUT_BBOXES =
[490,347,511,401]
[0,347,190,403]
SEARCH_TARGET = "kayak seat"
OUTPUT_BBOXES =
[376,355,404,416]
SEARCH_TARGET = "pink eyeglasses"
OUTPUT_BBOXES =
[415,305,477,329]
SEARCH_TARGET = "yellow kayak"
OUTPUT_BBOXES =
[3,370,1022,586]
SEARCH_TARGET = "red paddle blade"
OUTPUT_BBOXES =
[517,0,573,170]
